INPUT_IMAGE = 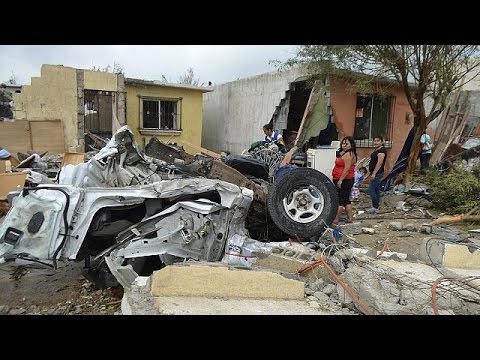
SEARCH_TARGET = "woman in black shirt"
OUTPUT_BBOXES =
[365,136,387,212]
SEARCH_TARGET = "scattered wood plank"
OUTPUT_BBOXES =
[430,214,480,225]
[280,81,321,168]
[176,139,221,159]
[0,172,28,200]
[62,152,85,166]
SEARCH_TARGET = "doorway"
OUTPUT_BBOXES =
[84,90,113,151]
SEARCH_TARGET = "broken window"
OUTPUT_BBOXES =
[142,99,180,130]
[354,94,393,146]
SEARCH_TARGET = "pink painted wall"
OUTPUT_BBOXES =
[329,78,413,173]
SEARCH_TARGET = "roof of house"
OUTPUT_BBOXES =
[297,68,417,89]
[335,68,417,88]
[0,83,23,90]
[125,78,214,92]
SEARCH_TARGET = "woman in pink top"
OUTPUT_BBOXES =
[331,136,357,226]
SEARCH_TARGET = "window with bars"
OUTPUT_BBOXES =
[353,94,393,146]
[142,99,180,130]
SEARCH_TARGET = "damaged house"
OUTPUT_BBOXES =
[12,64,125,153]
[428,79,480,168]
[5,65,212,155]
[202,66,414,172]
[124,78,213,155]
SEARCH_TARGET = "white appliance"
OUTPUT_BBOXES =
[306,141,339,181]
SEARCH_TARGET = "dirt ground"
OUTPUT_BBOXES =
[0,189,471,315]
[343,191,434,257]
[0,260,123,315]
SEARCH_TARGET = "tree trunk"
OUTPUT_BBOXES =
[404,116,427,184]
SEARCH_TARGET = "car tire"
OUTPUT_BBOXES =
[267,168,338,238]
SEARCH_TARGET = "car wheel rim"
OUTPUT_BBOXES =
[282,185,325,224]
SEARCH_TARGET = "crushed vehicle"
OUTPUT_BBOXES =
[0,126,338,288]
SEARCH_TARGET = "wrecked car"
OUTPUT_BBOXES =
[0,126,338,288]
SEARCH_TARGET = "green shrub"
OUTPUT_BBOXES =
[423,163,480,214]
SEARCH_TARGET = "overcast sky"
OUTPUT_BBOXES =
[0,45,298,86]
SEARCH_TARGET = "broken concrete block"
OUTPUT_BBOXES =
[335,284,353,305]
[309,278,325,292]
[254,252,328,279]
[361,227,376,234]
[419,237,480,269]
[419,237,445,266]
[403,223,416,232]
[322,283,336,296]
[151,263,305,300]
[313,291,330,302]
[419,224,432,234]
[388,222,403,231]
[443,243,480,269]
[444,234,464,243]
[341,249,355,260]
[304,288,315,296]
[468,229,480,238]
[327,256,345,274]
[352,247,407,260]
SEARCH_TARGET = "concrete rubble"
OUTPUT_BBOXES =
[121,262,342,315]
[119,229,480,315]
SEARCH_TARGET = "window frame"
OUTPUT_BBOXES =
[353,93,394,148]
[139,96,182,133]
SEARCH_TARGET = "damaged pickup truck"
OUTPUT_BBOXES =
[0,126,338,288]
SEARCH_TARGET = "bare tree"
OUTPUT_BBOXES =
[92,61,125,76]
[92,65,111,72]
[113,62,125,75]
[8,71,17,85]
[178,67,200,86]
[277,45,480,182]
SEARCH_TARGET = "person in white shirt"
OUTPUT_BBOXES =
[420,131,433,171]
[263,123,285,146]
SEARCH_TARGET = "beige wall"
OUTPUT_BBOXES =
[84,70,118,91]
[13,65,121,152]
[13,65,79,151]
[330,79,413,172]
[126,83,204,155]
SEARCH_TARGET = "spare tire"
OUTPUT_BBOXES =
[267,168,338,238]
[224,155,269,181]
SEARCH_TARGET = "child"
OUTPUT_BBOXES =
[351,167,367,202]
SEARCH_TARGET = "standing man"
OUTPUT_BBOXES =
[365,136,387,213]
